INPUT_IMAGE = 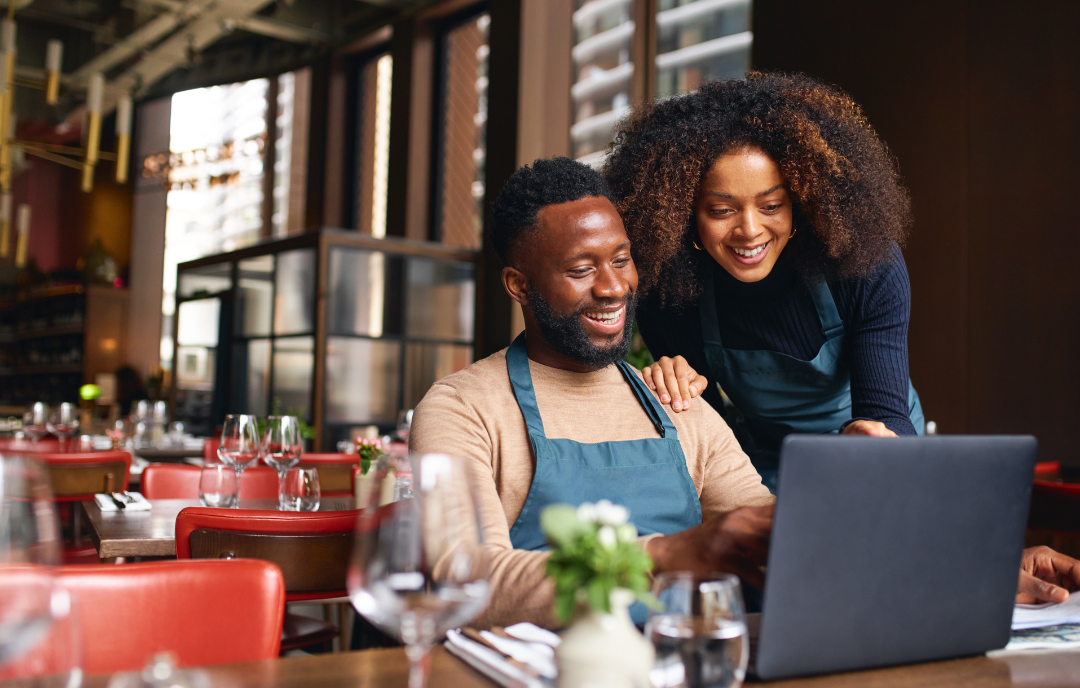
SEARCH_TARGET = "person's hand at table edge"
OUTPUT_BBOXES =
[645,505,773,589]
[1017,545,1080,604]
[841,420,898,437]
[642,356,709,412]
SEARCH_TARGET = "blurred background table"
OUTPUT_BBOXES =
[75,645,1080,688]
[81,497,354,558]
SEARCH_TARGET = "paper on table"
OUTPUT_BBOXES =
[444,630,547,688]
[1012,593,1080,630]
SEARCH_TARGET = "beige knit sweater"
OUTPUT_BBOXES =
[409,348,773,629]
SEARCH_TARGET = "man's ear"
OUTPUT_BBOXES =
[502,266,529,306]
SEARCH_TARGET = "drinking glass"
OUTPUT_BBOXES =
[262,416,303,510]
[21,403,49,443]
[217,414,260,486]
[199,465,239,508]
[46,403,80,441]
[0,584,83,685]
[0,454,61,669]
[646,572,749,688]
[106,419,127,450]
[348,453,489,688]
[281,468,320,512]
[396,409,414,442]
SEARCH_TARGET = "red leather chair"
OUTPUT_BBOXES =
[297,453,358,497]
[0,560,284,678]
[203,437,221,465]
[175,506,360,652]
[142,463,279,500]
[36,451,132,564]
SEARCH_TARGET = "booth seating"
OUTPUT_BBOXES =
[0,560,285,678]
[39,450,132,564]
[142,463,279,500]
[297,453,358,497]
[175,507,359,653]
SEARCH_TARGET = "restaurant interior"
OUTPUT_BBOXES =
[1,0,1079,686]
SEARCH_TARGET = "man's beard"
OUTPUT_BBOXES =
[527,287,637,370]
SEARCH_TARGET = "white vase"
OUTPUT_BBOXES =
[556,588,655,688]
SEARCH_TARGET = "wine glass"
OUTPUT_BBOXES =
[261,416,302,510]
[0,454,61,669]
[348,453,489,688]
[396,409,414,442]
[46,403,80,442]
[21,403,49,444]
[217,415,260,498]
[646,572,749,688]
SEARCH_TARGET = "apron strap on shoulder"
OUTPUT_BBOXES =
[506,333,548,438]
[810,280,845,339]
[617,360,678,440]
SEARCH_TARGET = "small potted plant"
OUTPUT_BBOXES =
[354,437,384,475]
[541,500,656,688]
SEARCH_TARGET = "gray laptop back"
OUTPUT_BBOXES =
[755,435,1036,680]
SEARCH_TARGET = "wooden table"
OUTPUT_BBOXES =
[80,497,355,558]
[80,645,1080,687]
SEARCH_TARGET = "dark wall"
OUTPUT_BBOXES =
[753,0,1080,463]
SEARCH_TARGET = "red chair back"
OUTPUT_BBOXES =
[175,507,359,601]
[1029,479,1080,533]
[203,437,221,465]
[141,464,279,500]
[297,453,358,496]
[38,451,132,502]
[0,560,284,677]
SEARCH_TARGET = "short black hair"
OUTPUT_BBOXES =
[490,156,614,265]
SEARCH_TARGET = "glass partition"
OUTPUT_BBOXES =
[178,262,233,299]
[173,230,476,448]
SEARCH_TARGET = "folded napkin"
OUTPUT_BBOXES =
[446,623,560,688]
[94,492,152,512]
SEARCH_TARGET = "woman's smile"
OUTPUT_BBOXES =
[727,240,772,264]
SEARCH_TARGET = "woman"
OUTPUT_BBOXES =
[604,72,923,490]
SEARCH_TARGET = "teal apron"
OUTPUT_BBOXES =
[699,264,924,493]
[506,333,702,624]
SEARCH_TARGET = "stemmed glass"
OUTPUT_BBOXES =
[348,453,489,688]
[261,416,302,510]
[46,403,80,442]
[21,403,48,444]
[0,454,61,669]
[217,415,260,504]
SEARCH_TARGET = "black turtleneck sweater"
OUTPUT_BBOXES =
[636,244,917,437]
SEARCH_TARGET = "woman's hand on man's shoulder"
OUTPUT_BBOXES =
[642,355,709,412]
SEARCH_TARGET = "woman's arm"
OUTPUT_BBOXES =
[837,246,918,435]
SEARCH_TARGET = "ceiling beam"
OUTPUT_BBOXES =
[234,16,329,44]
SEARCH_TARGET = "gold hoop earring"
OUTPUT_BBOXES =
[790,224,797,238]
[692,240,703,251]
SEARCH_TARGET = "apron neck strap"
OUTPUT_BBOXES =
[809,279,845,338]
[506,333,677,441]
[507,333,547,437]
[616,360,677,439]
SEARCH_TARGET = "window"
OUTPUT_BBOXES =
[432,11,490,250]
[351,52,393,237]
[160,71,309,372]
[655,0,752,99]
[570,0,634,164]
[568,0,752,164]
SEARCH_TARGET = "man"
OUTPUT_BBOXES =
[410,157,1080,629]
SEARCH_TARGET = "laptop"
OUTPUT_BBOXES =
[753,435,1037,680]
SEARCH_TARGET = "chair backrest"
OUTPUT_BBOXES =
[38,451,132,502]
[297,453,358,496]
[0,560,284,677]
[175,507,358,600]
[1029,479,1080,533]
[203,437,220,464]
[141,464,279,500]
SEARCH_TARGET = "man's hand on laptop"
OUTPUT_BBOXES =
[645,505,773,589]
[1017,545,1080,604]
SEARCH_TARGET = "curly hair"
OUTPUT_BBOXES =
[603,71,912,307]
[490,156,614,265]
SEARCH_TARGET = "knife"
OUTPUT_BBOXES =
[109,493,127,510]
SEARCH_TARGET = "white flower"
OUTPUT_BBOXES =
[616,524,637,543]
[577,502,598,523]
[598,525,617,550]
[594,499,629,525]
